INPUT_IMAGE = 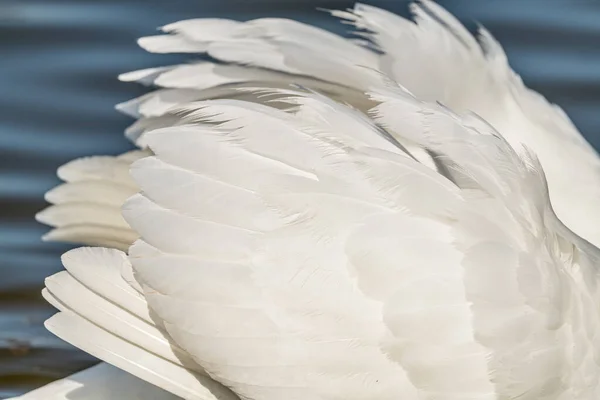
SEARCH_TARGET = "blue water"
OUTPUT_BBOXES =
[1,0,599,397]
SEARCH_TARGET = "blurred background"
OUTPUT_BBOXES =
[0,0,599,398]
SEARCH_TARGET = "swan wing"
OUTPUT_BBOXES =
[101,90,598,398]
[336,0,600,246]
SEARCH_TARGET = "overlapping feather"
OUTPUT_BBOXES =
[27,2,600,400]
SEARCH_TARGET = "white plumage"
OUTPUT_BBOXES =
[10,362,179,400]
[19,1,600,399]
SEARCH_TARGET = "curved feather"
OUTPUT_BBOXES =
[336,0,600,246]
[33,2,600,399]
[42,247,239,400]
[37,151,145,249]
[8,362,179,400]
[118,92,600,398]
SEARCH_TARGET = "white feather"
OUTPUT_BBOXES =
[45,312,233,400]
[31,2,600,400]
[42,247,239,400]
[57,156,136,187]
[37,152,141,248]
[41,225,137,252]
[338,0,600,246]
[8,362,179,400]
[137,34,206,54]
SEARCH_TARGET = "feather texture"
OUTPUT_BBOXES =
[8,362,179,400]
[124,0,600,246]
[37,151,145,250]
[41,90,600,399]
[43,247,238,400]
[32,2,600,400]
[335,0,600,246]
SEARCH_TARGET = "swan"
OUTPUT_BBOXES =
[13,1,600,399]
